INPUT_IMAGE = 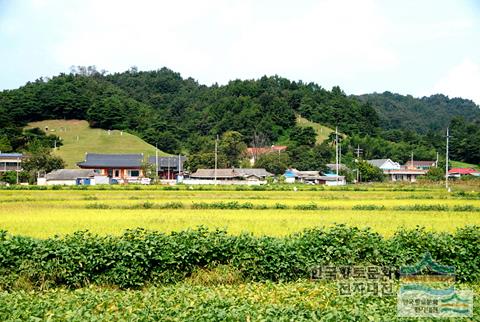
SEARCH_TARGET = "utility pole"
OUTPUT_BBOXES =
[16,156,19,185]
[178,154,181,175]
[167,157,170,180]
[335,127,339,184]
[445,128,450,191]
[355,145,363,183]
[155,144,159,181]
[214,135,219,185]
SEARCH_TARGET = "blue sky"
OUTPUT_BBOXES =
[1,0,480,104]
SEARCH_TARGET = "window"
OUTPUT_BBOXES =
[130,170,140,177]
[114,170,120,177]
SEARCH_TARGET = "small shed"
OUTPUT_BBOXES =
[42,169,96,186]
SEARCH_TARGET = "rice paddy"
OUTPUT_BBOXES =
[1,186,479,238]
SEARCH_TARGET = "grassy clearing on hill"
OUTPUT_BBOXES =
[451,160,479,169]
[26,120,168,168]
[296,115,335,143]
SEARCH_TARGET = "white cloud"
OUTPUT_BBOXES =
[48,0,398,87]
[1,0,480,98]
[432,59,480,105]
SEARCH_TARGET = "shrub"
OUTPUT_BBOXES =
[0,225,479,289]
[352,204,385,211]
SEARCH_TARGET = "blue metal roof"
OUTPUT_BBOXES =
[0,153,23,158]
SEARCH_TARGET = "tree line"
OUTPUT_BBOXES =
[0,66,478,178]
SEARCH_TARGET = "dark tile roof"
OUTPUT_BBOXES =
[46,169,95,180]
[190,168,273,179]
[148,156,187,170]
[77,153,143,168]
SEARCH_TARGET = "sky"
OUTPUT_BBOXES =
[1,0,480,105]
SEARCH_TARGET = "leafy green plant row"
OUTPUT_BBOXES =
[84,201,331,210]
[0,225,479,290]
[0,184,448,192]
[353,204,480,212]
[84,201,480,212]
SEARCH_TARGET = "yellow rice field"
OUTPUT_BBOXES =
[0,186,479,238]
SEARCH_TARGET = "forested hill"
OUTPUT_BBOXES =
[0,67,479,165]
[0,67,378,153]
[355,92,480,134]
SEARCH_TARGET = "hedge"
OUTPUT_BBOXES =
[0,224,479,289]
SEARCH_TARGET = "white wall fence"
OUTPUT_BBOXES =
[182,179,267,185]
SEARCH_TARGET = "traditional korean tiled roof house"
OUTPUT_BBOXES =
[77,153,144,180]
[190,168,273,180]
[148,155,187,179]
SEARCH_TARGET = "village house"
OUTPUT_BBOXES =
[368,158,427,182]
[38,169,97,186]
[448,168,480,178]
[0,153,24,173]
[283,168,346,186]
[404,160,436,170]
[77,153,144,183]
[246,145,287,165]
[383,169,426,182]
[185,168,273,185]
[148,155,187,179]
[367,159,401,171]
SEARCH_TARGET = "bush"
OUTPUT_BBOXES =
[0,225,479,290]
[352,204,385,211]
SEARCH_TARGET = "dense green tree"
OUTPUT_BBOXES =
[290,126,316,147]
[0,171,18,184]
[356,92,480,134]
[22,149,65,183]
[0,67,478,165]
[255,152,290,175]
[288,143,333,171]
[0,136,12,152]
[219,131,247,168]
[424,166,445,181]
[357,161,385,182]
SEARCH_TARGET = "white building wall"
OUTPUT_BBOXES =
[183,179,266,185]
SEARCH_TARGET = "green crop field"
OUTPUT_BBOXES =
[1,184,480,320]
[26,119,168,168]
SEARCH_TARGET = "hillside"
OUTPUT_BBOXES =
[355,92,480,133]
[26,120,167,168]
[296,115,334,144]
[450,161,479,170]
[0,67,479,164]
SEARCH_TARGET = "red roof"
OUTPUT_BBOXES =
[246,146,287,156]
[448,168,479,175]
